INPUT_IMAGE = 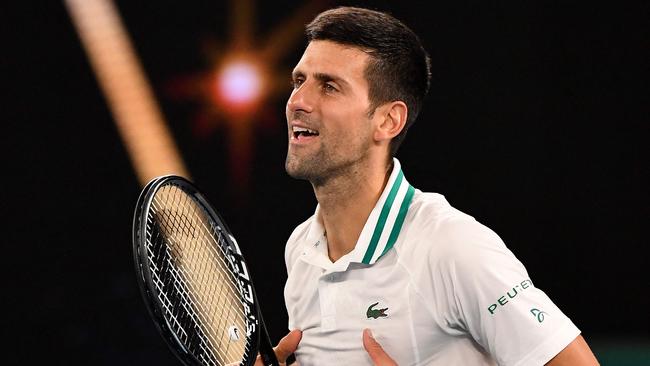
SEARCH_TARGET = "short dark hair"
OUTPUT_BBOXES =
[305,6,431,155]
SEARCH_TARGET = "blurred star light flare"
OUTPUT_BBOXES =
[214,59,266,115]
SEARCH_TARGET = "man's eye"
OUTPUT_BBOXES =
[291,79,304,88]
[323,83,337,92]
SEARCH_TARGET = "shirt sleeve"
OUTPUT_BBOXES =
[432,218,581,366]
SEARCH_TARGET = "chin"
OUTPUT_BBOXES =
[285,165,311,181]
[285,158,304,178]
[285,162,321,183]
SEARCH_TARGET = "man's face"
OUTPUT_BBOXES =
[285,40,376,185]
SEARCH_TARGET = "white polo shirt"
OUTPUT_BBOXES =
[284,159,580,366]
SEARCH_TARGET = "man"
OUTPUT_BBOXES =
[260,6,599,366]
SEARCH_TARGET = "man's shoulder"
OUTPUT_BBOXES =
[406,190,481,237]
[400,190,508,263]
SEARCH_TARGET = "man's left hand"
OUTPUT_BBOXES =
[363,328,398,366]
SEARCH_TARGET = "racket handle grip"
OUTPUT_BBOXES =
[259,353,279,366]
[258,319,279,366]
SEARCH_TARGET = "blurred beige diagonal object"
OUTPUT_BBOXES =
[64,0,189,186]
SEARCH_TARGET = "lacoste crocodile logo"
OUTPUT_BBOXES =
[366,302,388,319]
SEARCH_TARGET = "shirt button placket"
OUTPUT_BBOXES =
[319,274,338,331]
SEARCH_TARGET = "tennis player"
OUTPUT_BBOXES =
[260,6,600,366]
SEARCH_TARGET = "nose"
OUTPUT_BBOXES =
[286,83,314,115]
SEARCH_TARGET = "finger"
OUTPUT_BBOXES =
[363,329,397,366]
[254,354,263,366]
[253,354,264,366]
[274,329,303,362]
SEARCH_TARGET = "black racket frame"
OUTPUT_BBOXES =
[132,175,278,366]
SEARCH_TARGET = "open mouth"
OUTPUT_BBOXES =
[292,126,319,139]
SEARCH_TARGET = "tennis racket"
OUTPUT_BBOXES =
[132,175,278,366]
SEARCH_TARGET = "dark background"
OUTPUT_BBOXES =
[2,0,648,364]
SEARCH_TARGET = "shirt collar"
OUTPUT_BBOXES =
[302,158,416,269]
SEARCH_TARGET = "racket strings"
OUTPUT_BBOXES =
[147,211,203,349]
[145,184,249,365]
[173,187,248,361]
[150,191,243,365]
[147,229,190,340]
[172,188,247,361]
[157,185,246,364]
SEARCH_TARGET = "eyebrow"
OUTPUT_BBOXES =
[292,70,350,88]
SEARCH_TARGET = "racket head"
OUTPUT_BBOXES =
[133,175,264,366]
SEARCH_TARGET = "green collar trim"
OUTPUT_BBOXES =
[361,168,415,264]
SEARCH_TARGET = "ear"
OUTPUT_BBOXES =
[373,101,408,143]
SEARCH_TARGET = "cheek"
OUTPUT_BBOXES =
[330,104,367,127]
[327,117,372,149]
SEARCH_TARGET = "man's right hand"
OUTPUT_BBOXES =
[255,329,302,366]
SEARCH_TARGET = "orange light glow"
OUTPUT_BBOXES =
[213,57,267,117]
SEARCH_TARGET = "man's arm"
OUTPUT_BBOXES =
[362,330,600,366]
[545,335,600,366]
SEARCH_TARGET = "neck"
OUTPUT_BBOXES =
[313,157,393,262]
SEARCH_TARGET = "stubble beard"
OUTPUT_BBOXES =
[285,145,331,186]
[285,138,371,188]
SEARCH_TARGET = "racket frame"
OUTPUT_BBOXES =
[132,175,277,366]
